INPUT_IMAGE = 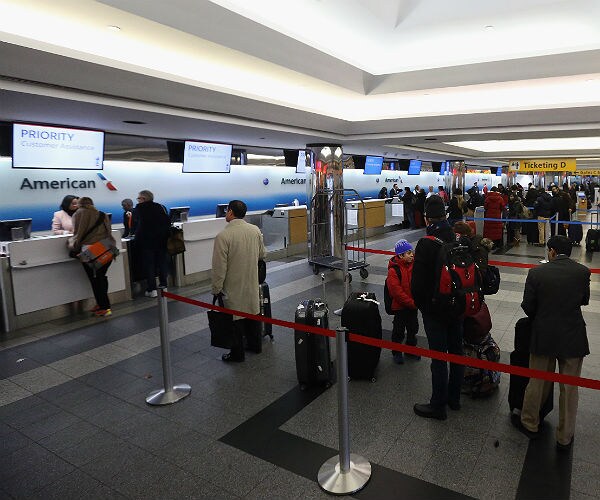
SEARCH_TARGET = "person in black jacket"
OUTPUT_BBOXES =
[402,187,415,229]
[517,236,590,451]
[447,188,466,225]
[411,195,463,420]
[134,190,171,298]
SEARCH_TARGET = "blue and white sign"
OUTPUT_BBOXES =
[183,141,232,173]
[13,123,104,170]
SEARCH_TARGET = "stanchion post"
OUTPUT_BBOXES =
[146,286,192,406]
[555,211,559,236]
[318,327,371,495]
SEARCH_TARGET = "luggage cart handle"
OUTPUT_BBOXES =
[320,273,326,304]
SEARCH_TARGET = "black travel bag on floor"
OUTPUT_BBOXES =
[341,292,382,382]
[294,299,333,389]
[568,219,583,246]
[508,317,553,419]
[526,218,539,245]
[585,228,600,252]
[259,282,273,339]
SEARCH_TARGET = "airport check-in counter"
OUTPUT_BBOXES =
[385,197,404,226]
[261,206,307,252]
[0,231,130,332]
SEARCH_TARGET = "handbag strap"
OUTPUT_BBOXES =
[213,294,225,307]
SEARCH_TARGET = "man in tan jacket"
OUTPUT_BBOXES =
[211,200,266,362]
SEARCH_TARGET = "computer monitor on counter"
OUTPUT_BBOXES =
[169,206,190,223]
[215,204,229,218]
[0,218,32,241]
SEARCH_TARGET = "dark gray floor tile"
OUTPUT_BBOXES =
[0,429,33,457]
[67,392,123,419]
[57,429,128,467]
[0,395,46,422]
[79,442,148,482]
[141,468,228,500]
[1,450,74,497]
[19,410,81,441]
[13,341,77,365]
[107,454,179,499]
[1,400,62,430]
[79,365,140,392]
[38,419,100,453]
[152,431,212,467]
[0,353,42,378]
[28,469,126,500]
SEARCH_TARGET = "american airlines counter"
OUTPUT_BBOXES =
[0,231,130,332]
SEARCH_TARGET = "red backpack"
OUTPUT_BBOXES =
[426,236,482,319]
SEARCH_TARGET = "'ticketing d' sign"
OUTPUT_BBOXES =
[508,159,576,172]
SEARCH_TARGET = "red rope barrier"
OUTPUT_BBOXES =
[162,291,600,391]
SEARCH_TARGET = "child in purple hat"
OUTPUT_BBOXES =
[387,239,420,364]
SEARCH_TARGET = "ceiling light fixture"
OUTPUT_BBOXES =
[107,25,121,32]
[122,120,145,124]
[484,25,494,30]
[445,137,600,152]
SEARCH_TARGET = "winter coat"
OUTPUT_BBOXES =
[522,256,590,358]
[52,210,74,235]
[70,206,113,251]
[387,256,415,311]
[211,218,266,318]
[411,220,455,317]
[483,191,506,241]
[135,201,170,251]
[534,192,554,217]
[447,196,466,221]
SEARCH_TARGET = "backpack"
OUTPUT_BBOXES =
[426,236,482,319]
[462,334,501,398]
[479,264,500,295]
[383,265,402,315]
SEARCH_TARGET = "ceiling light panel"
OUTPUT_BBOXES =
[445,137,600,152]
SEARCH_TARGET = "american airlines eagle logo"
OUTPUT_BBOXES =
[97,172,118,191]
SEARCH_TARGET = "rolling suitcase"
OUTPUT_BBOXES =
[259,282,273,339]
[585,228,600,252]
[294,299,333,389]
[341,292,382,382]
[568,219,583,246]
[526,218,539,245]
[508,317,553,419]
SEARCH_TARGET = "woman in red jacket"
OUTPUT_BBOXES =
[484,187,506,248]
[387,239,420,364]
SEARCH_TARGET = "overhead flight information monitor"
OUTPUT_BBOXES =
[13,123,104,170]
[183,141,232,173]
[363,155,383,175]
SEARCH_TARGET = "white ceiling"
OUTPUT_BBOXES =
[0,0,599,166]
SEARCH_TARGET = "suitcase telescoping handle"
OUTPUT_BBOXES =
[321,273,326,304]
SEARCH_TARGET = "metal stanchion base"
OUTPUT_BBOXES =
[318,453,371,495]
[146,384,191,406]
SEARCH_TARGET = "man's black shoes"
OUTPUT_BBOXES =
[556,438,574,452]
[413,403,447,420]
[511,414,540,440]
[222,353,244,363]
[448,401,461,411]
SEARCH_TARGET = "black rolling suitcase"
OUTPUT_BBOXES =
[259,282,273,339]
[585,228,600,252]
[508,317,553,419]
[568,218,583,246]
[526,217,539,245]
[341,292,382,382]
[294,300,333,389]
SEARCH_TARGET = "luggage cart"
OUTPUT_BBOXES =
[308,188,369,282]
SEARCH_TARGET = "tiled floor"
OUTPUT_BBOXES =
[1,226,600,499]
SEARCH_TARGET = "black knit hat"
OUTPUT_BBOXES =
[425,195,446,219]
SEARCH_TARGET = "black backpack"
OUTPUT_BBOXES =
[383,265,402,315]
[479,265,500,295]
[426,236,482,319]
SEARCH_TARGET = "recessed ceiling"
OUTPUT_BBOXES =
[0,0,599,164]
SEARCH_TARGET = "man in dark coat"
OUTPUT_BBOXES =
[134,190,171,298]
[518,235,590,451]
[411,195,462,420]
[402,187,415,229]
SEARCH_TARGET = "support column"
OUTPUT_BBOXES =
[306,144,344,260]
[449,160,466,195]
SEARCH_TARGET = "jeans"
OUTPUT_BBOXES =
[82,261,112,309]
[392,309,418,354]
[421,313,464,408]
[142,248,169,292]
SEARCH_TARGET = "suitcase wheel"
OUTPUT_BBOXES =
[371,377,377,383]
[359,268,369,279]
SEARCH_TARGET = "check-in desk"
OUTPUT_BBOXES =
[261,206,307,254]
[0,231,130,332]
[385,198,404,226]
[174,218,227,286]
[346,199,388,238]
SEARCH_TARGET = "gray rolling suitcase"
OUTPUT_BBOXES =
[294,299,333,389]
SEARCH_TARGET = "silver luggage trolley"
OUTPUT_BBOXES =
[308,188,369,282]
